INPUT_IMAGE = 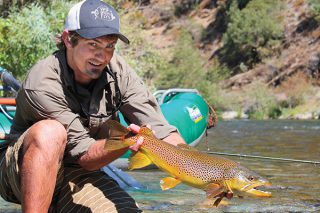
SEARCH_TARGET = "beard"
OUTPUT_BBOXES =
[84,68,103,79]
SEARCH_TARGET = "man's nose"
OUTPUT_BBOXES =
[95,48,109,62]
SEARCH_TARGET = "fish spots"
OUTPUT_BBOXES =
[137,133,267,191]
[109,120,271,204]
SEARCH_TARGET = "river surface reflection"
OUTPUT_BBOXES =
[1,120,319,212]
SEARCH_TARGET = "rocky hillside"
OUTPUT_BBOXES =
[121,0,320,119]
[225,0,320,88]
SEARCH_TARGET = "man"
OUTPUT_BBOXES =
[0,0,185,212]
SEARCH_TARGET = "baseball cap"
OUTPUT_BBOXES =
[65,0,129,44]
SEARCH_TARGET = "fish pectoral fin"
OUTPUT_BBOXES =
[128,151,153,170]
[205,183,233,207]
[213,196,224,207]
[105,120,130,138]
[224,180,234,195]
[204,183,224,199]
[177,143,198,151]
[103,120,131,151]
[104,139,128,151]
[160,177,182,190]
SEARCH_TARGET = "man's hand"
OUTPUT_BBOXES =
[127,124,141,133]
[127,124,152,152]
[127,124,152,133]
[129,136,144,152]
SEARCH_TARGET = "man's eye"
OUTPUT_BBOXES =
[89,42,98,47]
[106,43,115,49]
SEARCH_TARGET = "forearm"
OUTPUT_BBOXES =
[162,131,186,146]
[77,139,128,171]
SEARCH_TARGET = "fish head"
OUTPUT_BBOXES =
[226,165,272,197]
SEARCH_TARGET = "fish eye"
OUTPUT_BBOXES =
[248,176,255,181]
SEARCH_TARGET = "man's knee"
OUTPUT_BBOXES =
[23,120,67,157]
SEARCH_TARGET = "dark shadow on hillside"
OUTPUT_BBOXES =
[295,17,319,34]
[201,7,228,45]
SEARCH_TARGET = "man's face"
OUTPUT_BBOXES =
[66,34,118,85]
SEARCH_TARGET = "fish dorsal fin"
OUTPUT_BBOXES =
[138,126,154,136]
[160,177,182,190]
[177,143,198,151]
[128,151,153,170]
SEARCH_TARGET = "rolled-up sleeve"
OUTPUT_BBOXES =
[111,55,177,139]
[15,88,95,162]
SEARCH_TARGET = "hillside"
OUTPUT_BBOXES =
[120,0,320,119]
[0,0,318,119]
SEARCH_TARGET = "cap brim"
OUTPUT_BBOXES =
[76,28,129,44]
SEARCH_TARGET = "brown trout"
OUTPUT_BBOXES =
[105,120,271,206]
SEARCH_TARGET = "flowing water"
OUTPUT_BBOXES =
[128,120,320,212]
[1,120,319,212]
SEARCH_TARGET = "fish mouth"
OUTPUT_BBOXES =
[241,182,272,197]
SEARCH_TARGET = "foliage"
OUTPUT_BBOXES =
[154,29,212,94]
[174,0,198,17]
[0,0,74,17]
[202,59,231,107]
[0,4,54,78]
[119,14,230,103]
[276,72,312,109]
[155,29,199,89]
[308,0,320,21]
[0,1,74,79]
[242,82,280,119]
[117,12,170,91]
[221,0,283,74]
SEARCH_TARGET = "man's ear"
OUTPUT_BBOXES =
[62,30,72,48]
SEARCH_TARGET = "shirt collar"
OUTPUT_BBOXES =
[55,49,108,93]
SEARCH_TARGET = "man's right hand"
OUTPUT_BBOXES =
[127,124,153,151]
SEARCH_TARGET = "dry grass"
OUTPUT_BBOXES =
[311,28,320,39]
[294,0,305,8]
[275,71,313,107]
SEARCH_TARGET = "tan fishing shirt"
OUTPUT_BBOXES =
[10,50,176,163]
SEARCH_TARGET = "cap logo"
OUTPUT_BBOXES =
[91,6,115,21]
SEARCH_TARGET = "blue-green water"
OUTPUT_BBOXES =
[1,120,320,212]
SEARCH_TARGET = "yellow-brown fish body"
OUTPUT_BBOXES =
[128,134,237,187]
[105,120,271,205]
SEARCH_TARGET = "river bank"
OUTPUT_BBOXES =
[221,110,320,120]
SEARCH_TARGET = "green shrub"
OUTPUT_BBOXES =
[0,1,74,79]
[243,82,280,119]
[146,28,232,107]
[308,0,320,21]
[221,0,283,73]
[117,12,170,91]
[0,4,54,78]
[154,29,210,91]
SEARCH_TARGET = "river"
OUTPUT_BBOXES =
[1,120,319,212]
